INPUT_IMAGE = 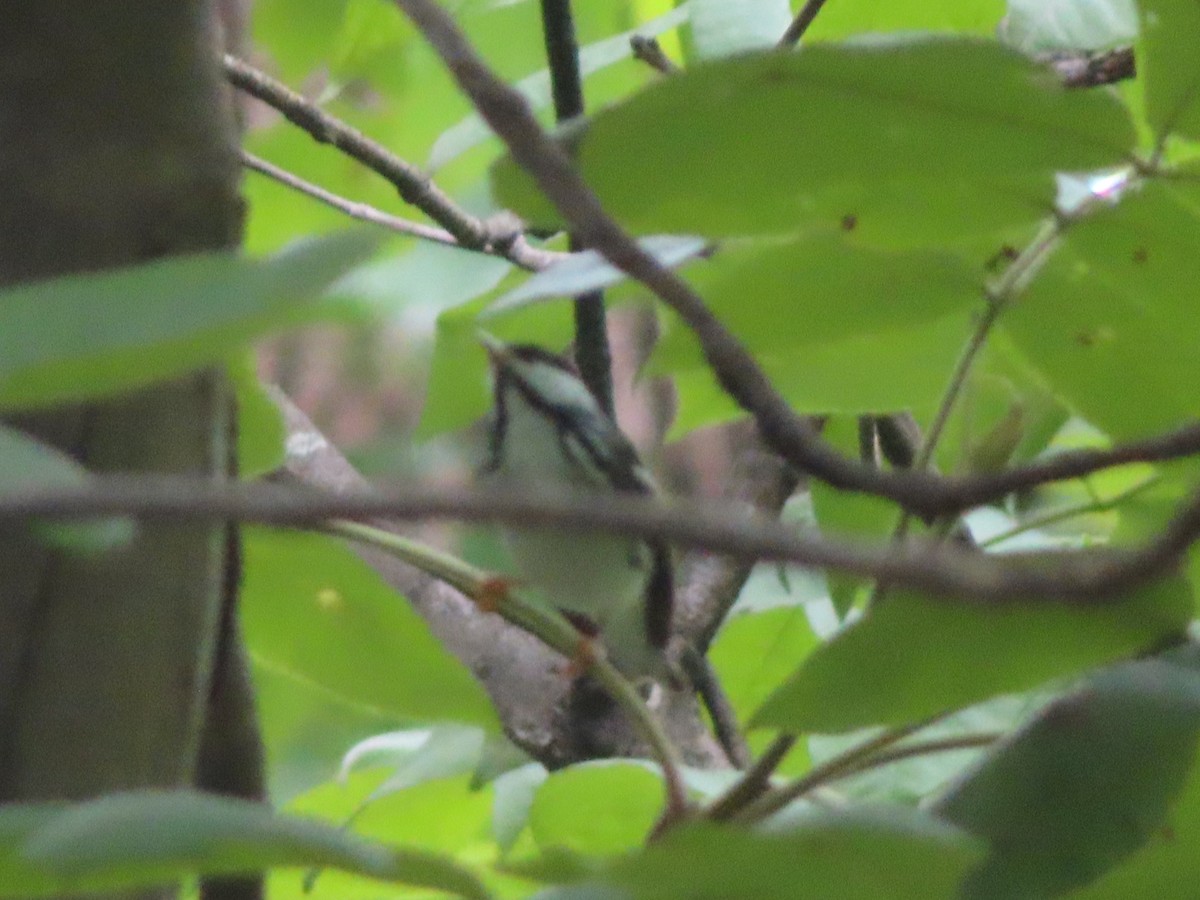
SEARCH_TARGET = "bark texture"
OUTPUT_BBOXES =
[0,0,244,824]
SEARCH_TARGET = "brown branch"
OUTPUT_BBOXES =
[1048,46,1135,89]
[629,36,678,75]
[778,0,831,49]
[240,151,561,271]
[223,54,494,249]
[4,474,1200,604]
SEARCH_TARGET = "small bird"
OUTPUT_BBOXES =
[478,334,674,681]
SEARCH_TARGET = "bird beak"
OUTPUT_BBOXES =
[478,331,512,369]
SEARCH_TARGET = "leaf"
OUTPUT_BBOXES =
[428,5,692,171]
[0,424,134,550]
[0,231,379,411]
[1138,0,1200,141]
[601,809,983,898]
[229,356,286,479]
[752,571,1192,733]
[486,235,706,316]
[1002,183,1200,440]
[241,528,498,731]
[493,763,549,854]
[493,38,1134,239]
[686,0,792,60]
[0,790,487,899]
[652,234,982,370]
[529,762,664,857]
[667,310,971,437]
[935,649,1200,898]
[999,0,1137,53]
[358,726,488,804]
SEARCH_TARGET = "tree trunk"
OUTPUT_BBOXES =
[0,0,242,824]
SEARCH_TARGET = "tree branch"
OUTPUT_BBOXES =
[538,0,615,413]
[5,473,1200,604]
[241,151,563,271]
[778,0,831,49]
[223,54,490,249]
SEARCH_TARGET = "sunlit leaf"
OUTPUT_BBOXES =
[1138,0,1200,141]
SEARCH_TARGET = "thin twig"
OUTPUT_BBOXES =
[630,36,678,75]
[7,475,1200,604]
[706,734,797,820]
[223,54,488,248]
[241,151,562,271]
[734,723,923,822]
[778,0,831,49]
[538,0,614,413]
[324,518,691,818]
[681,647,751,768]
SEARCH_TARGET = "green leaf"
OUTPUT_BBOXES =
[493,38,1134,239]
[999,0,1137,53]
[0,790,487,899]
[686,0,791,60]
[652,234,981,370]
[1138,0,1200,141]
[804,0,1002,40]
[0,424,134,550]
[229,356,287,479]
[530,762,663,857]
[667,310,971,437]
[0,231,379,411]
[602,809,983,898]
[752,571,1192,733]
[241,528,498,731]
[486,235,706,317]
[935,649,1200,898]
[1003,183,1200,440]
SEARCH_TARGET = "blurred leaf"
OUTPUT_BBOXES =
[999,0,1137,53]
[356,726,487,804]
[530,762,662,857]
[601,809,983,898]
[804,0,1002,39]
[0,790,487,899]
[1003,183,1200,440]
[429,5,691,171]
[0,232,380,412]
[1138,0,1200,141]
[229,356,286,479]
[752,571,1192,733]
[253,0,350,81]
[0,424,134,550]
[935,648,1200,898]
[686,0,791,60]
[487,236,706,316]
[493,764,549,855]
[493,38,1134,238]
[242,528,498,731]
[709,606,820,730]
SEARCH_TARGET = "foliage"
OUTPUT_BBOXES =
[5,0,1200,898]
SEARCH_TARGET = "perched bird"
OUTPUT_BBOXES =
[479,334,674,681]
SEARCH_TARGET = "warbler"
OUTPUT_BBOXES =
[479,334,674,681]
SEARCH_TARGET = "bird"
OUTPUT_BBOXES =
[478,333,674,682]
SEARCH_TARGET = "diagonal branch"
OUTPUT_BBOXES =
[241,151,562,271]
